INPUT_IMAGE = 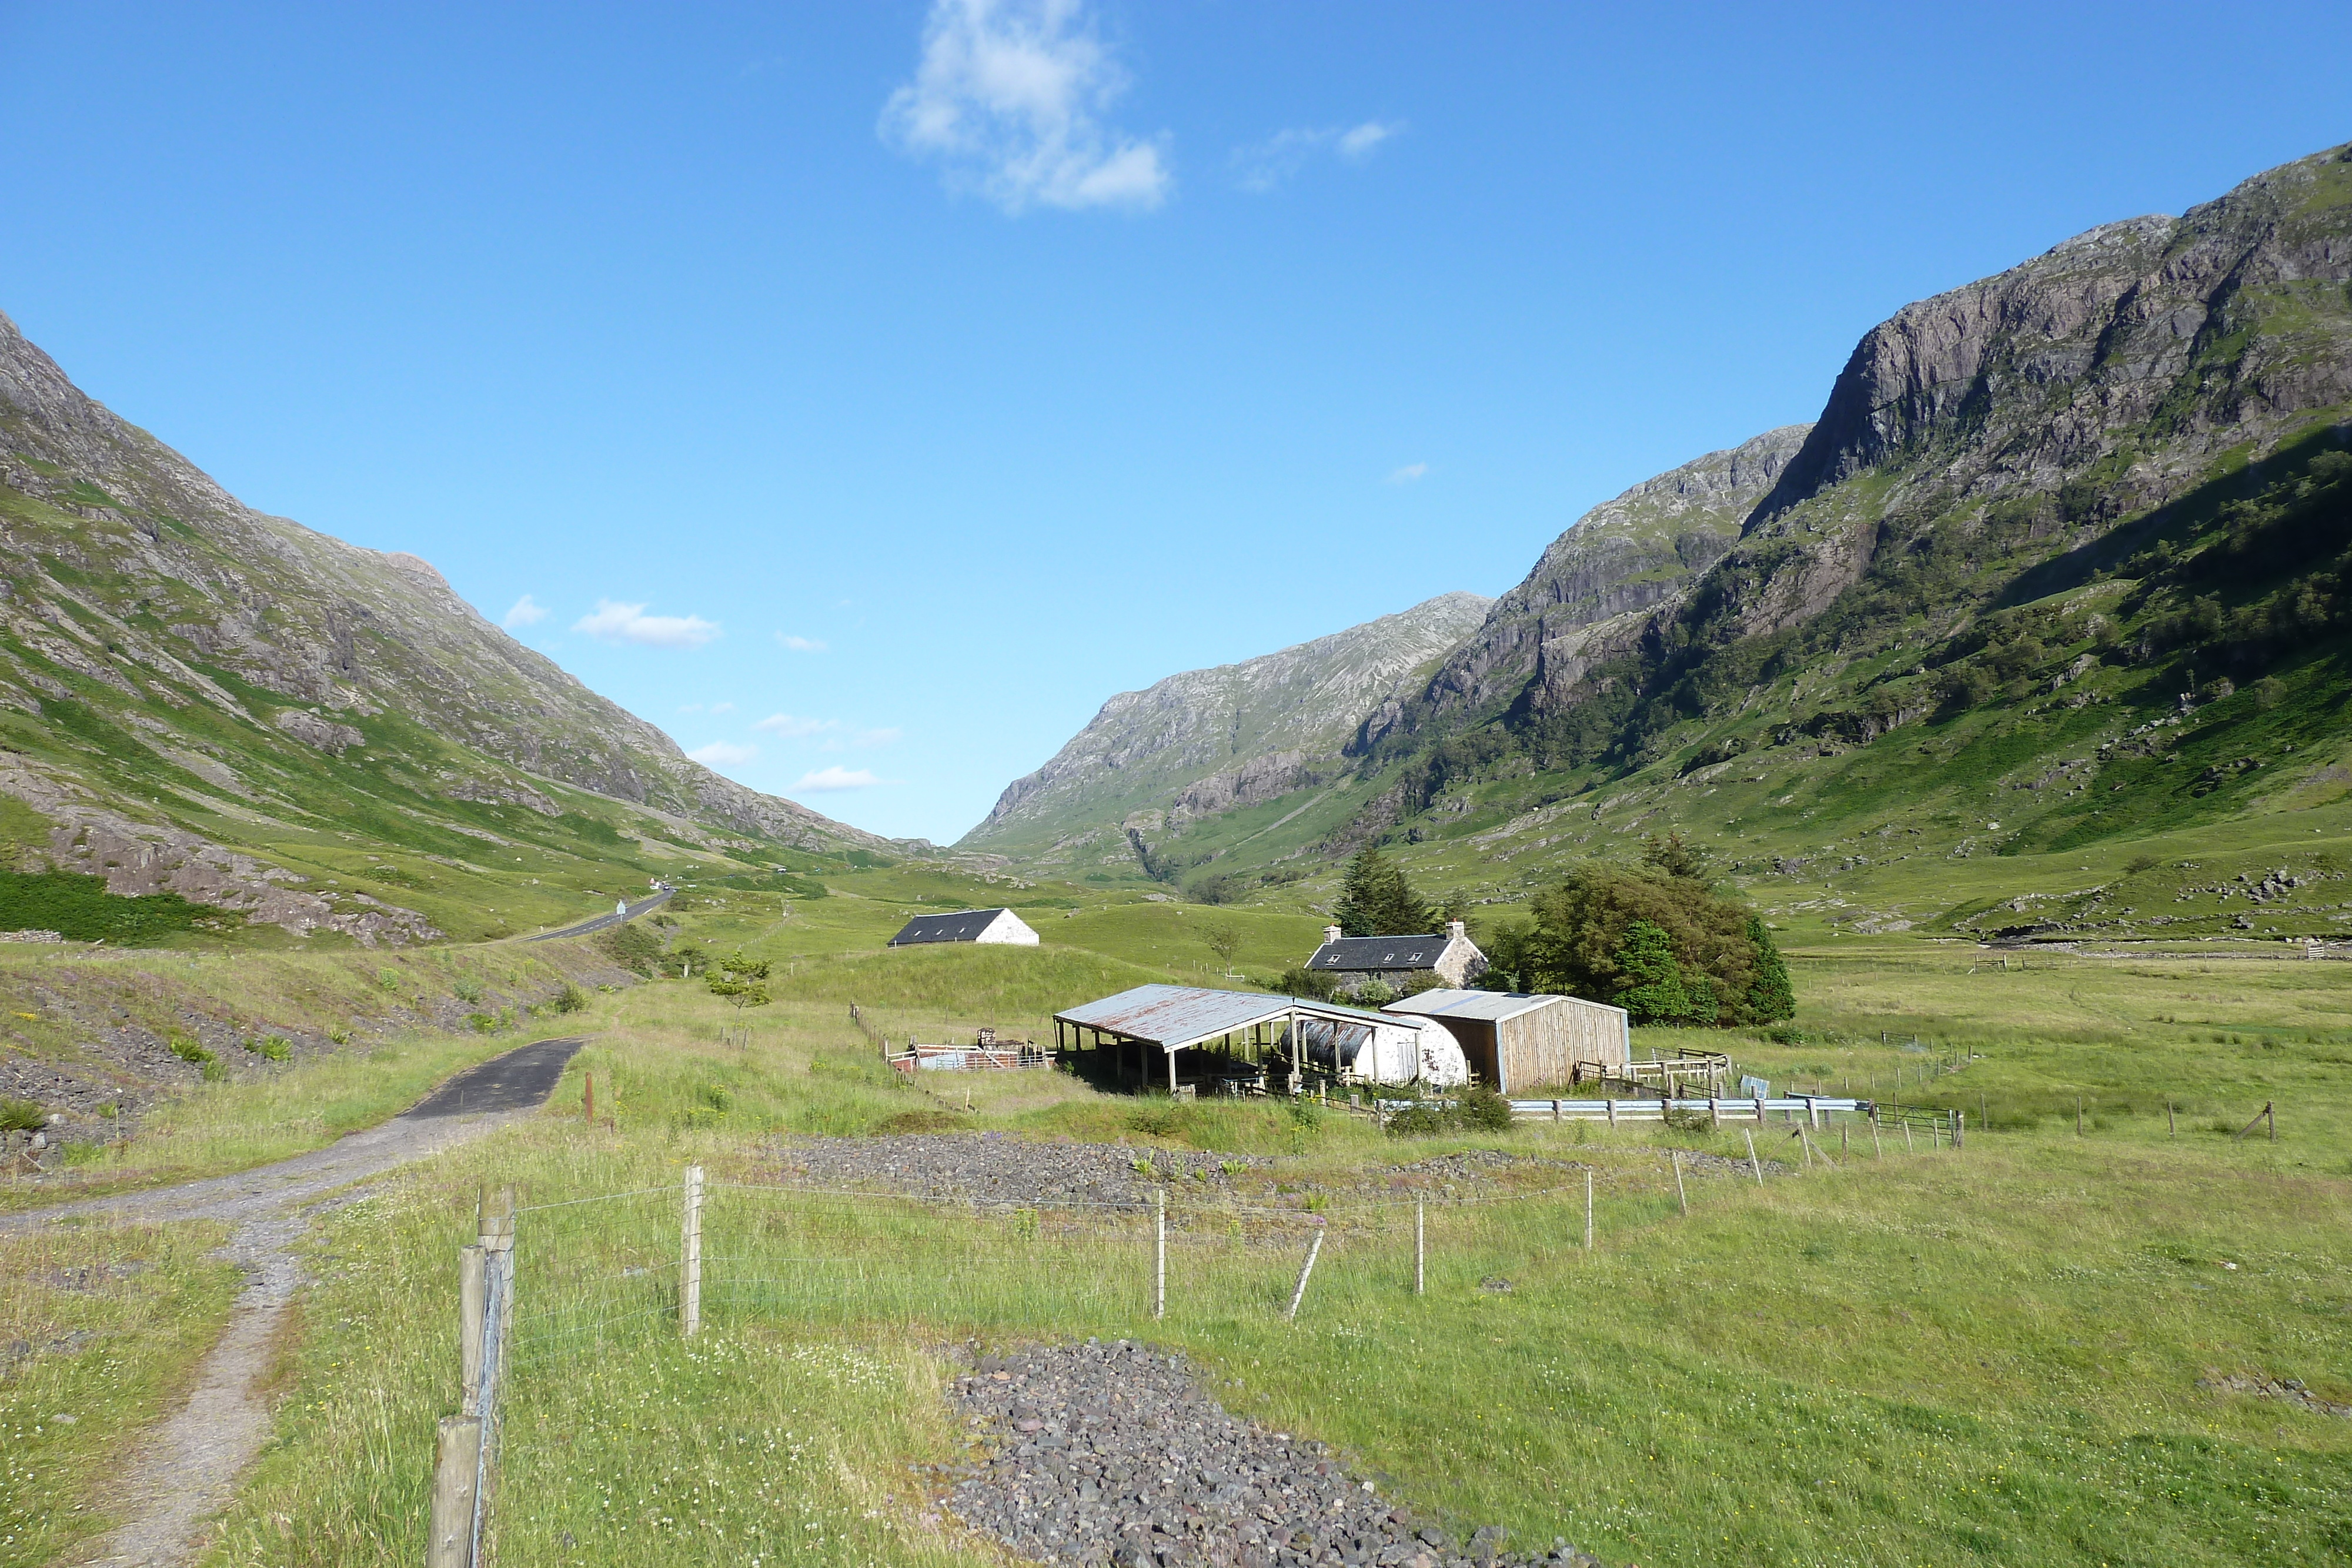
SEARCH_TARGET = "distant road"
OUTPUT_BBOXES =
[527,885,674,942]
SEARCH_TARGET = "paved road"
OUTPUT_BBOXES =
[526,885,673,942]
[17,1035,587,1568]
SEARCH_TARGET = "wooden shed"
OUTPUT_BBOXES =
[1381,989,1629,1093]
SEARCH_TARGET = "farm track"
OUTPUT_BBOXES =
[13,1037,585,1568]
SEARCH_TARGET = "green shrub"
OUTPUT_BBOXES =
[201,1060,229,1083]
[1383,1101,1451,1138]
[598,922,665,977]
[1458,1084,1515,1132]
[0,1098,46,1132]
[168,1034,214,1065]
[452,978,485,1004]
[248,1035,292,1064]
[376,968,403,992]
[466,1012,499,1034]
[326,1025,353,1045]
[551,984,588,1015]
[699,1084,734,1113]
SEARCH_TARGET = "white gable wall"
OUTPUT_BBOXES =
[975,909,1041,945]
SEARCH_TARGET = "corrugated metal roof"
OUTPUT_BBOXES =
[1305,934,1451,972]
[1056,985,1299,1048]
[888,908,1012,945]
[1383,988,1623,1024]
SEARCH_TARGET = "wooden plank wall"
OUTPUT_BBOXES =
[1498,999,1629,1090]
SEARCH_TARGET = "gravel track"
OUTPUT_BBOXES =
[774,1133,1261,1208]
[931,1341,1605,1568]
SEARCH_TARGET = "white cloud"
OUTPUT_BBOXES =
[853,727,903,747]
[776,633,828,653]
[880,0,1170,213]
[754,713,838,738]
[710,701,735,714]
[1386,462,1430,484]
[794,765,886,791]
[573,600,722,650]
[501,594,548,629]
[1233,119,1404,192]
[688,741,759,767]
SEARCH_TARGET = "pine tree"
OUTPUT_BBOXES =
[1746,915,1796,1022]
[1331,846,1431,937]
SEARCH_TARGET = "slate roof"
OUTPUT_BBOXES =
[888,908,1013,946]
[1305,934,1452,972]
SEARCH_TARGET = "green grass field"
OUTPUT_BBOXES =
[4,931,2327,1568]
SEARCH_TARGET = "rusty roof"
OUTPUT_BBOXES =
[1055,985,1299,1049]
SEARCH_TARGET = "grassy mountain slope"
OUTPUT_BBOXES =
[1085,142,2352,945]
[958,591,1491,882]
[0,309,913,945]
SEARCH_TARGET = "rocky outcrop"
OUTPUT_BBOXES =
[963,593,1490,862]
[1363,427,1810,742]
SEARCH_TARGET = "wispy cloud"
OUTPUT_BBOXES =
[573,600,721,650]
[1232,119,1404,192]
[1386,462,1430,484]
[880,0,1170,213]
[676,700,737,716]
[754,713,837,738]
[688,740,759,767]
[501,594,548,630]
[853,727,903,747]
[794,765,886,791]
[776,633,828,653]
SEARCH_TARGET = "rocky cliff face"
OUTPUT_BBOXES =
[1355,426,1811,749]
[1702,144,2352,645]
[0,310,896,940]
[961,592,1491,864]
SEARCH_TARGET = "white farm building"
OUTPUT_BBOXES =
[886,908,1041,948]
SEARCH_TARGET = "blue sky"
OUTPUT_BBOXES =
[4,2,2347,843]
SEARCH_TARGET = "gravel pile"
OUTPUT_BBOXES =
[931,1340,1604,1568]
[773,1134,1259,1209]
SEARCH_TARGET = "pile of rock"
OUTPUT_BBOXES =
[773,1134,1258,1209]
[931,1340,1605,1567]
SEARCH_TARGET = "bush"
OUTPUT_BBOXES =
[466,1012,499,1034]
[1383,1101,1451,1137]
[452,978,485,1004]
[699,1084,735,1113]
[1458,1084,1515,1131]
[1274,965,1339,1001]
[0,1098,46,1131]
[376,968,403,991]
[598,922,666,977]
[201,1060,229,1083]
[248,1035,292,1063]
[326,1025,353,1045]
[551,983,588,1015]
[168,1034,213,1065]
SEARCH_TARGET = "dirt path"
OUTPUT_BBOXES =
[14,1036,586,1568]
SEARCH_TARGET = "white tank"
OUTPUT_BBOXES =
[1284,1016,1469,1087]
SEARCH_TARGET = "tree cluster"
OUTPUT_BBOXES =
[1506,834,1794,1027]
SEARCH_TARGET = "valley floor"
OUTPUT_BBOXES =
[5,932,2349,1567]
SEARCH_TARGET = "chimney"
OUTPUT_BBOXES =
[1448,920,1466,941]
[1324,925,1342,946]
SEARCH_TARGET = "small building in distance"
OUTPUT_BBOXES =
[1304,920,1486,995]
[1381,988,1629,1093]
[887,908,1041,948]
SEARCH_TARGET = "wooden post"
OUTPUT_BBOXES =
[1744,1131,1763,1185]
[1671,1151,1688,1217]
[2167,1101,2176,1138]
[2076,1096,2083,1136]
[1903,1121,1913,1153]
[2269,1102,2276,1142]
[1285,1226,1325,1322]
[1414,1201,1425,1295]
[583,1071,594,1124]
[1606,1098,1616,1129]
[1153,1188,1167,1320]
[1871,1116,1882,1157]
[459,1245,487,1416]
[1584,1170,1594,1251]
[681,1165,704,1338]
[1709,1096,1720,1131]
[1552,1099,1562,1124]
[1953,1111,1965,1151]
[427,1415,482,1568]
[1840,1123,1849,1158]
[1754,1095,1765,1127]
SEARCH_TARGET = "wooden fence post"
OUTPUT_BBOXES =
[1414,1201,1425,1296]
[1606,1099,1616,1129]
[1584,1170,1594,1251]
[1870,1115,1882,1157]
[583,1071,594,1125]
[1285,1225,1325,1322]
[2167,1101,2176,1138]
[428,1415,482,1568]
[1709,1097,1720,1131]
[1153,1188,1166,1321]
[1744,1131,1763,1185]
[459,1245,486,1416]
[2269,1102,2276,1142]
[1903,1121,1914,1153]
[1671,1151,1688,1217]
[681,1165,704,1338]
[2076,1097,2083,1136]
[1953,1111,1965,1151]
